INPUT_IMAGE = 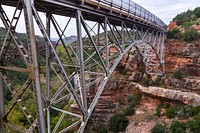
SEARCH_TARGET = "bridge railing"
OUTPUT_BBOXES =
[95,0,167,31]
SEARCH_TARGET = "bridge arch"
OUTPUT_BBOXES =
[0,0,166,132]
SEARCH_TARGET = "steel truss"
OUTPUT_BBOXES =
[0,0,165,133]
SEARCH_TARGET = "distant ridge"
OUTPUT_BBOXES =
[51,35,77,44]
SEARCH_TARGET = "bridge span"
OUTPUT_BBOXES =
[0,0,166,132]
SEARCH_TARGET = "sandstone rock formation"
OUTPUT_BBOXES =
[165,39,200,76]
[129,82,200,106]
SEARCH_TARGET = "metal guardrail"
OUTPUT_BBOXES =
[94,0,167,31]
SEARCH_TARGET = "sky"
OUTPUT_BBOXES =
[1,0,200,38]
[134,0,200,24]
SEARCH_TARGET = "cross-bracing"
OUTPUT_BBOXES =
[0,0,166,132]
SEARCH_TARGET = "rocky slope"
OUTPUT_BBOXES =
[165,39,200,77]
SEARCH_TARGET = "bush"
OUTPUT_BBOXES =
[155,107,161,117]
[128,95,139,107]
[124,106,135,116]
[170,121,186,133]
[192,105,200,116]
[154,76,161,86]
[183,22,192,28]
[166,106,175,118]
[173,70,183,79]
[174,106,188,120]
[183,28,199,42]
[151,124,165,133]
[163,103,171,109]
[186,120,200,133]
[97,127,107,133]
[193,114,200,123]
[118,96,124,106]
[167,28,182,39]
[108,114,129,133]
[141,76,150,87]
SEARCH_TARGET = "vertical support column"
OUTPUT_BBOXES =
[0,76,5,133]
[161,32,165,75]
[46,12,51,133]
[76,10,87,120]
[24,0,46,132]
[104,17,109,75]
[121,21,124,51]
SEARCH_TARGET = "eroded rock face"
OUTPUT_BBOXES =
[162,77,200,92]
[165,39,200,76]
[88,80,140,121]
[81,80,200,122]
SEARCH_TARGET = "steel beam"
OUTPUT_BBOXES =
[0,75,5,133]
[24,0,46,132]
[46,12,51,133]
[76,10,88,119]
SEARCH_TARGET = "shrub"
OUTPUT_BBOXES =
[128,95,139,107]
[97,127,107,133]
[174,106,188,120]
[166,106,175,118]
[173,70,183,79]
[167,28,182,39]
[151,124,165,133]
[154,76,161,86]
[170,121,186,133]
[163,103,171,109]
[186,120,200,133]
[183,28,199,42]
[192,105,200,116]
[118,96,124,106]
[184,106,194,117]
[124,106,135,116]
[183,22,192,28]
[193,114,200,123]
[141,76,150,87]
[155,107,161,117]
[108,114,129,133]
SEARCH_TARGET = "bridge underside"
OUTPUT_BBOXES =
[0,0,165,133]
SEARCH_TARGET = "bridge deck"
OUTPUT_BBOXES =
[1,0,167,32]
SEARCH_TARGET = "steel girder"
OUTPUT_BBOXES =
[0,0,165,133]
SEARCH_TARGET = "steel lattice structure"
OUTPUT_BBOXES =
[0,0,166,132]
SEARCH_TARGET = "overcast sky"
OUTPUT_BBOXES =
[1,0,200,38]
[134,0,200,24]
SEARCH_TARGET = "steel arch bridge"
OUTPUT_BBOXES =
[0,0,166,132]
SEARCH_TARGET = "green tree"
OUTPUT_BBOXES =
[194,7,200,18]
[174,10,194,26]
[109,114,129,133]
[166,106,175,118]
[170,121,186,133]
[183,28,199,42]
[167,28,182,39]
[128,95,139,107]
[186,120,200,133]
[123,106,135,116]
[151,124,165,133]
[173,70,183,79]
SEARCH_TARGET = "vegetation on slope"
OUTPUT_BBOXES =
[152,103,200,133]
[167,7,200,42]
